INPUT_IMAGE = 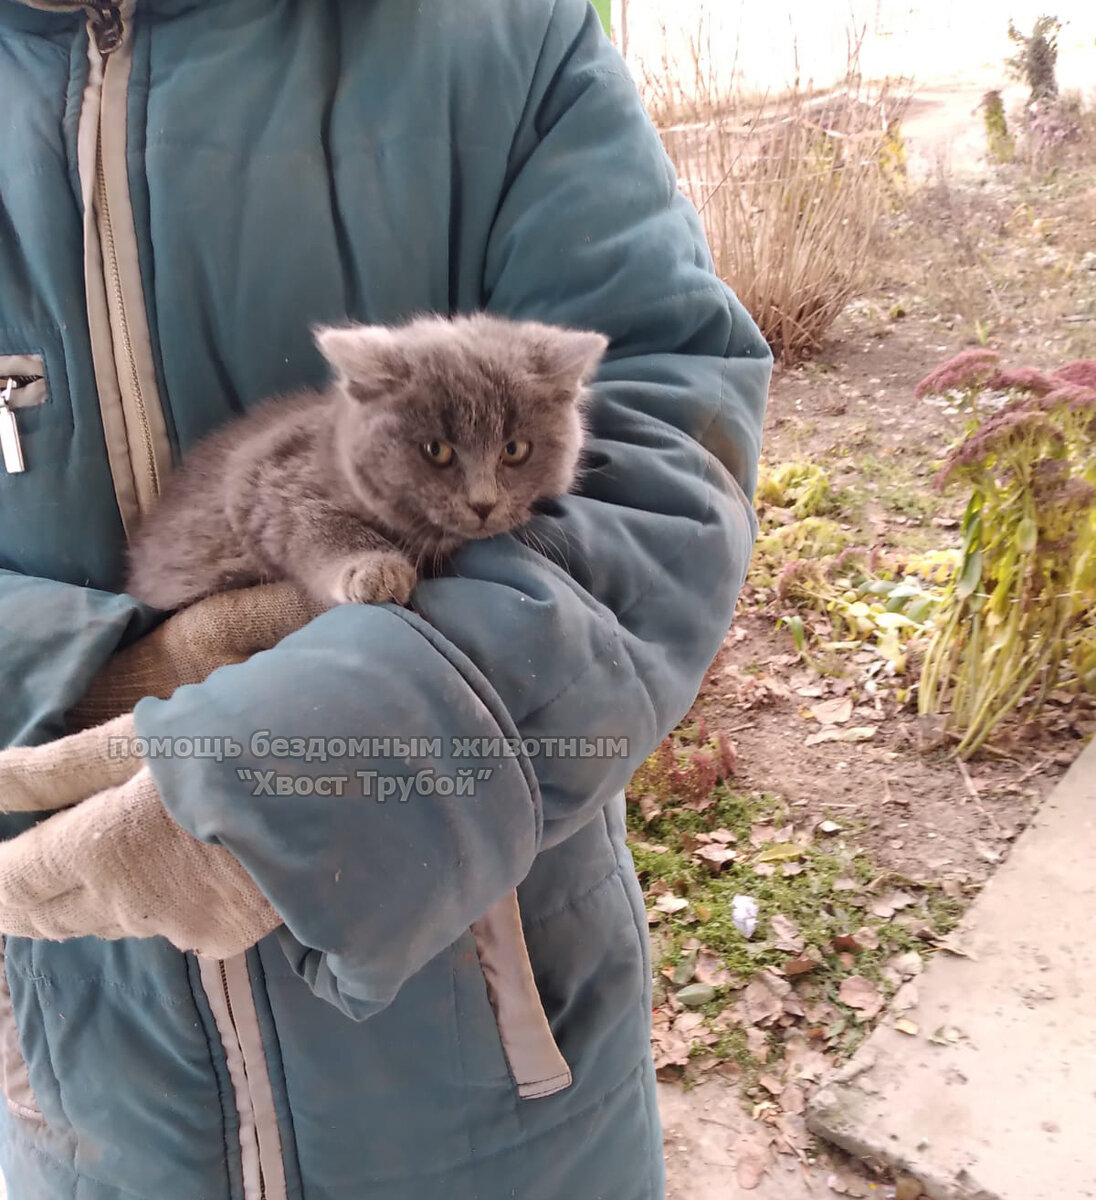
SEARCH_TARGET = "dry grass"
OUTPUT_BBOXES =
[639,22,904,365]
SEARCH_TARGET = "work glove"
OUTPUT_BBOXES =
[0,745,280,958]
[0,583,323,956]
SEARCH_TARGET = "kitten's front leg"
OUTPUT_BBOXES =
[228,473,416,608]
[323,547,418,607]
[286,508,417,608]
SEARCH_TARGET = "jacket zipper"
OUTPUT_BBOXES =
[218,960,268,1200]
[0,360,48,474]
[87,0,161,504]
[0,380,26,474]
[198,954,287,1200]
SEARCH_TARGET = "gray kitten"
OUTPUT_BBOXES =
[125,314,608,610]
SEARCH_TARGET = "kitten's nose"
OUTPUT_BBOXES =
[470,501,496,522]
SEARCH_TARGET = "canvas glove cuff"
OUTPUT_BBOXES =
[0,729,280,958]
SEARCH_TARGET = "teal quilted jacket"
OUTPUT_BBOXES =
[0,1,770,1196]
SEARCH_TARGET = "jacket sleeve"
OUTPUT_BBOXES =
[0,570,149,753]
[0,570,151,844]
[136,0,771,1020]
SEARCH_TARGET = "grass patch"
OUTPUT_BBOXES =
[628,733,964,1070]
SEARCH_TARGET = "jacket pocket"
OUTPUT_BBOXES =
[469,890,571,1100]
[0,354,48,475]
[0,937,43,1125]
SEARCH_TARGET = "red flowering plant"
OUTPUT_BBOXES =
[917,353,1096,756]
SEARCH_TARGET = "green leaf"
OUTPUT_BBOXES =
[961,493,983,552]
[781,614,807,653]
[906,597,936,624]
[1017,517,1038,554]
[875,611,915,630]
[757,843,805,863]
[956,548,983,600]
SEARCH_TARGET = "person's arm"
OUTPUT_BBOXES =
[136,0,771,1020]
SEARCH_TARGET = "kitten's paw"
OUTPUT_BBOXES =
[331,552,417,606]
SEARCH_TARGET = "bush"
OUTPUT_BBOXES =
[981,90,1015,164]
[917,353,1096,756]
[639,23,901,365]
[1006,15,1062,104]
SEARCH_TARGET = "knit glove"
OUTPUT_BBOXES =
[67,581,325,730]
[0,583,324,956]
[0,743,279,958]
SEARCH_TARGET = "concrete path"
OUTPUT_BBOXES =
[808,739,1096,1200]
[661,1079,831,1198]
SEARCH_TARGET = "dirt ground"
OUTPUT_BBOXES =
[689,79,1096,894]
[657,66,1096,1200]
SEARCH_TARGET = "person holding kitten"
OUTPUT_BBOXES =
[0,2,770,1199]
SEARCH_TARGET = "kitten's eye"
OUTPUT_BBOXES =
[500,439,532,466]
[421,440,455,467]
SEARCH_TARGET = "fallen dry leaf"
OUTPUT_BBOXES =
[655,894,689,915]
[733,1132,773,1190]
[780,1082,807,1115]
[694,843,737,869]
[694,949,736,988]
[783,991,806,1018]
[759,1074,783,1095]
[839,725,879,742]
[832,876,858,892]
[869,890,915,919]
[804,724,878,747]
[854,925,881,950]
[770,913,805,953]
[893,1018,920,1037]
[709,828,737,844]
[650,1016,691,1073]
[784,950,822,976]
[804,728,841,747]
[890,950,924,979]
[783,1036,833,1083]
[810,696,854,725]
[673,1011,705,1035]
[774,1111,812,1156]
[746,1026,770,1063]
[638,794,662,823]
[739,971,791,1026]
[838,975,884,1020]
[750,823,776,846]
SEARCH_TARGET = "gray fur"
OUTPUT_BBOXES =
[125,314,607,610]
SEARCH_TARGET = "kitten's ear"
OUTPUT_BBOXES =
[528,328,609,396]
[313,324,411,402]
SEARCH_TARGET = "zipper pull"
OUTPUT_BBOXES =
[87,2,123,55]
[0,380,25,474]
